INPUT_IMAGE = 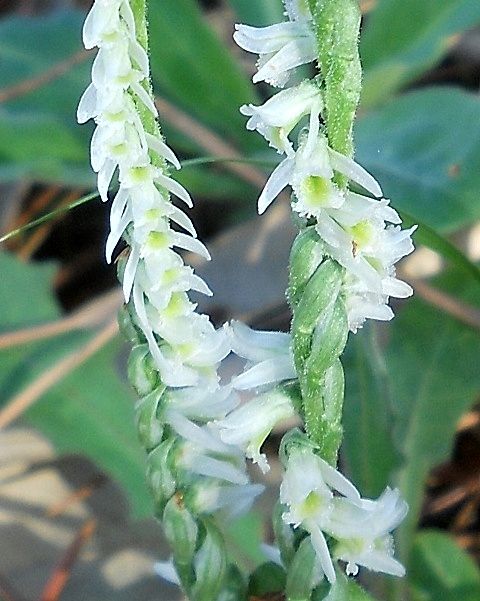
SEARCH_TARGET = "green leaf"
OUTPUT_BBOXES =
[356,88,480,233]
[342,324,400,498]
[0,10,89,117]
[387,270,480,564]
[148,0,259,152]
[0,11,94,185]
[410,530,480,601]
[228,0,285,26]
[0,252,149,517]
[0,252,58,329]
[361,0,480,107]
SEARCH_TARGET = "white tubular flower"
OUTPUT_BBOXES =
[216,389,295,473]
[188,479,264,518]
[169,411,249,486]
[329,488,408,578]
[233,6,316,88]
[229,321,296,391]
[165,386,239,422]
[240,81,322,156]
[258,133,382,215]
[280,449,361,584]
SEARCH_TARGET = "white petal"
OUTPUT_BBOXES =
[319,459,361,501]
[232,355,296,390]
[154,560,180,586]
[328,149,382,198]
[109,186,129,231]
[155,173,193,208]
[171,232,211,260]
[106,207,130,263]
[230,320,291,361]
[382,277,413,298]
[168,205,197,236]
[258,157,294,214]
[233,22,309,54]
[130,80,158,117]
[77,83,98,123]
[168,412,230,454]
[188,274,213,296]
[129,39,150,77]
[122,244,140,302]
[309,527,336,584]
[254,38,317,86]
[98,159,116,202]
[187,455,248,485]
[146,132,181,169]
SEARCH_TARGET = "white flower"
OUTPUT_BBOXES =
[313,192,416,331]
[216,388,295,473]
[169,412,249,485]
[188,479,264,518]
[258,133,382,215]
[234,20,316,87]
[155,558,180,586]
[165,385,239,422]
[229,321,296,391]
[280,449,361,583]
[240,81,322,156]
[330,488,408,578]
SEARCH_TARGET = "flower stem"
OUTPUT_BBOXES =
[307,0,362,166]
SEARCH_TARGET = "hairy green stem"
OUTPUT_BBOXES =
[307,0,362,167]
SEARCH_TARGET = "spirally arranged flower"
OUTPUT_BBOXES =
[78,0,266,521]
[235,0,410,583]
[235,1,415,333]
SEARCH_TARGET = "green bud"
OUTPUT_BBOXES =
[292,259,343,375]
[286,537,322,601]
[272,501,296,568]
[279,429,317,468]
[218,565,248,601]
[128,344,160,396]
[146,438,176,512]
[248,562,286,598]
[118,304,141,344]
[135,387,165,451]
[191,521,228,601]
[163,494,198,575]
[306,297,348,379]
[288,228,324,309]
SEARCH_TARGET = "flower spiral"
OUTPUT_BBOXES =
[77,1,265,599]
[235,0,413,589]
